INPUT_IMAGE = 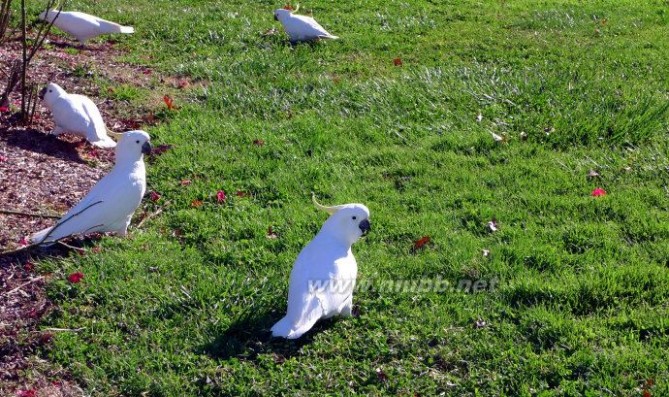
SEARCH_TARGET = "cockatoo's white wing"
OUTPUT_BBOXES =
[30,164,146,244]
[75,95,116,148]
[50,94,93,137]
[271,238,356,339]
[49,93,115,147]
[295,15,337,38]
[283,14,338,42]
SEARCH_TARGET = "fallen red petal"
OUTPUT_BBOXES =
[163,95,175,110]
[216,190,227,203]
[67,272,84,283]
[393,57,403,66]
[87,148,100,159]
[413,236,430,250]
[591,187,607,197]
[149,191,161,202]
[191,199,203,208]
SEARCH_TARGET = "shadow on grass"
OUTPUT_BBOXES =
[0,235,104,268]
[199,310,341,362]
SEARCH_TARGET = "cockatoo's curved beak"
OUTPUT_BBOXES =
[358,219,371,236]
[274,13,278,21]
[38,87,47,100]
[141,141,152,155]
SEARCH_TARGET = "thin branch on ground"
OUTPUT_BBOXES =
[0,208,62,218]
[56,240,86,252]
[136,201,170,229]
[0,276,44,297]
[38,327,85,332]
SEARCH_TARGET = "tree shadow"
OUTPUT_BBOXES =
[198,309,341,362]
[0,127,86,163]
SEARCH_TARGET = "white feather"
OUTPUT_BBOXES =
[29,131,151,245]
[38,10,134,44]
[271,202,370,339]
[42,83,116,148]
[274,9,338,43]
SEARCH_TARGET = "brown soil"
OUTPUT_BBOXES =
[0,31,181,396]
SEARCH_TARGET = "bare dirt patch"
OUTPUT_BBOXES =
[0,32,185,395]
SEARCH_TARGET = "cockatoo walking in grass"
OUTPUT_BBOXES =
[41,82,116,148]
[271,195,371,339]
[29,130,152,245]
[38,9,134,44]
[274,6,338,43]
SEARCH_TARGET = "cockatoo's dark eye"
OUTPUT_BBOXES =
[136,140,140,144]
[352,216,357,220]
[48,90,52,93]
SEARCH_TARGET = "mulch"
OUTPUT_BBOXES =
[0,30,171,396]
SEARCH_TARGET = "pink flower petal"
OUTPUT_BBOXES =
[591,188,607,197]
[67,272,84,283]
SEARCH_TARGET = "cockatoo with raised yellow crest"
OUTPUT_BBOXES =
[271,194,371,339]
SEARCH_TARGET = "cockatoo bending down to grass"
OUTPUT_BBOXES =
[271,194,371,339]
[29,130,152,246]
[38,9,134,44]
[274,5,339,43]
[41,82,117,148]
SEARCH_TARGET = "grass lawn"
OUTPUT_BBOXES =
[22,0,669,395]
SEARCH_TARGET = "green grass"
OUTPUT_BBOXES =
[25,0,669,395]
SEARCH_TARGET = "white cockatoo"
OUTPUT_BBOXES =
[271,195,371,339]
[41,82,116,148]
[274,6,339,43]
[38,9,134,44]
[29,130,152,245]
